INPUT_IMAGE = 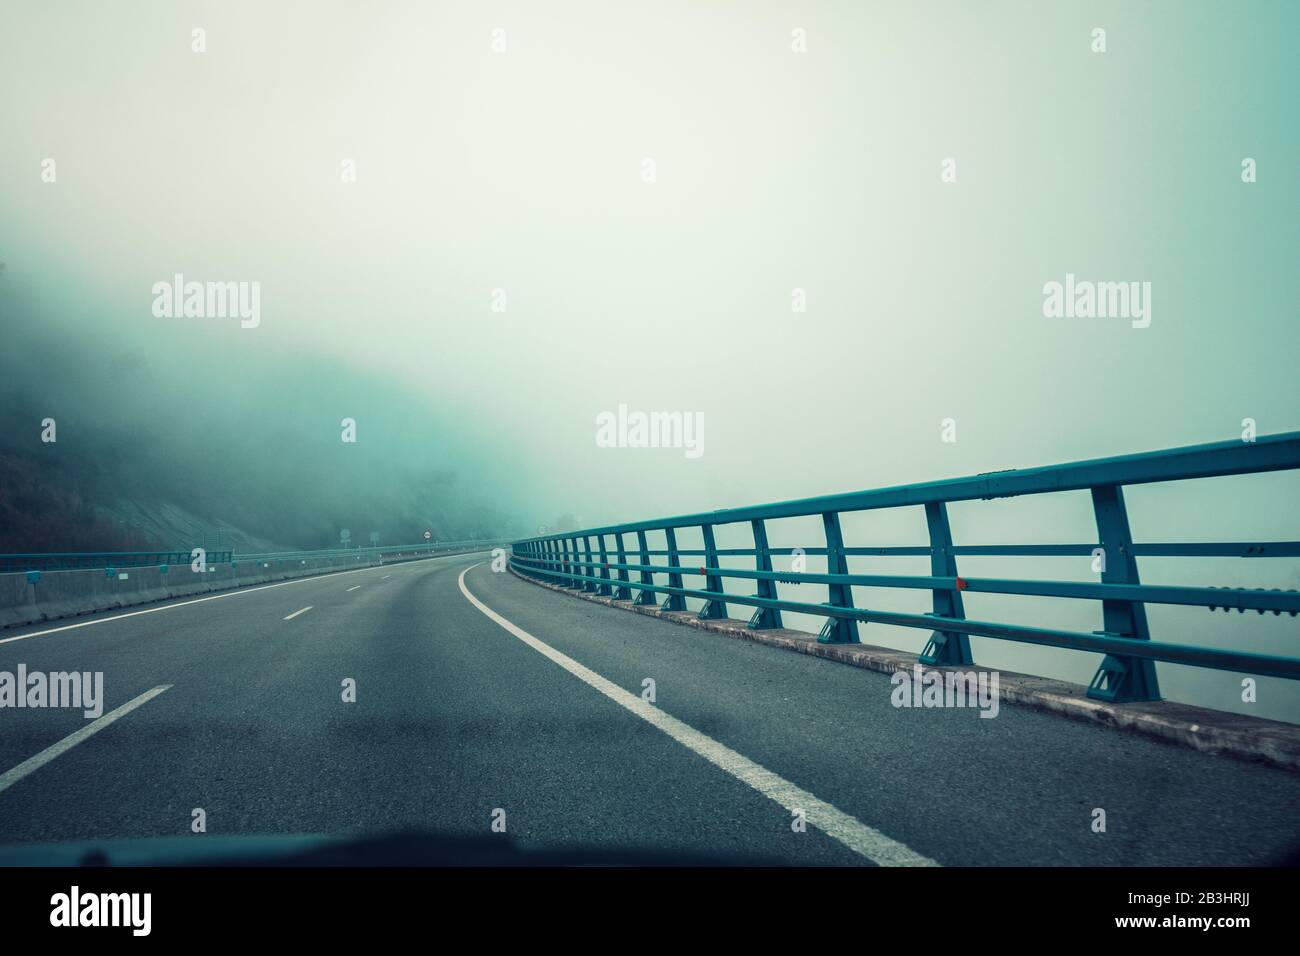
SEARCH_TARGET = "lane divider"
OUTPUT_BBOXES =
[457,565,937,867]
[346,586,362,592]
[0,685,172,796]
[283,606,313,621]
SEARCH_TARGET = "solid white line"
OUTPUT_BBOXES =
[346,585,362,592]
[283,606,313,620]
[0,685,172,796]
[0,554,455,648]
[456,566,937,867]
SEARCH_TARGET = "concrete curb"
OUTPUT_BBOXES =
[509,565,1300,773]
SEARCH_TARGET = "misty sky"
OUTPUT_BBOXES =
[1,3,1296,716]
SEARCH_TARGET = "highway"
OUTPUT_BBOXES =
[0,553,1296,866]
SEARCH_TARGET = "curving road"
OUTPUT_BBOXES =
[0,553,1296,866]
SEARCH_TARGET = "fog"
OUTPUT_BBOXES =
[0,271,533,550]
[1,3,1296,716]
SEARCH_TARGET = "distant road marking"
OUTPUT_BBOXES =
[346,585,362,592]
[283,606,313,620]
[0,553,459,648]
[381,574,391,580]
[457,566,937,867]
[0,686,172,796]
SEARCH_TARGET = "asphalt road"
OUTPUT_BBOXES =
[0,553,1296,866]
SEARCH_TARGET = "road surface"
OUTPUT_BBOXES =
[0,553,1296,865]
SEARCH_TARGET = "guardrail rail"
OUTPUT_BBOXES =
[0,538,510,575]
[0,550,235,573]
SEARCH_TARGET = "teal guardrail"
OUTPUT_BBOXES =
[510,432,1300,703]
[0,550,235,573]
[234,539,510,564]
[0,538,510,575]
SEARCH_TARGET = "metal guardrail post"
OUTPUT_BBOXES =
[1087,485,1161,702]
[920,501,974,665]
[566,537,581,588]
[595,534,613,595]
[580,536,596,592]
[661,527,687,611]
[588,536,600,591]
[698,523,728,619]
[818,511,860,644]
[613,532,633,600]
[634,530,656,605]
[748,518,783,629]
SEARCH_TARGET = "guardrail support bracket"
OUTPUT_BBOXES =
[697,600,725,620]
[613,532,633,599]
[920,502,973,666]
[817,607,858,644]
[1086,486,1161,703]
[748,519,784,629]
[661,528,688,611]
[634,530,657,604]
[1087,643,1160,703]
[920,626,971,666]
[697,523,728,619]
[817,512,860,643]
[595,535,613,596]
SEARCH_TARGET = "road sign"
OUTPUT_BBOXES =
[424,531,432,540]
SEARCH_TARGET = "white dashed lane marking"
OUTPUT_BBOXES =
[0,686,173,796]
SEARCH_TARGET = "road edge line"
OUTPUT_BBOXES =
[458,565,938,867]
[506,563,1300,773]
